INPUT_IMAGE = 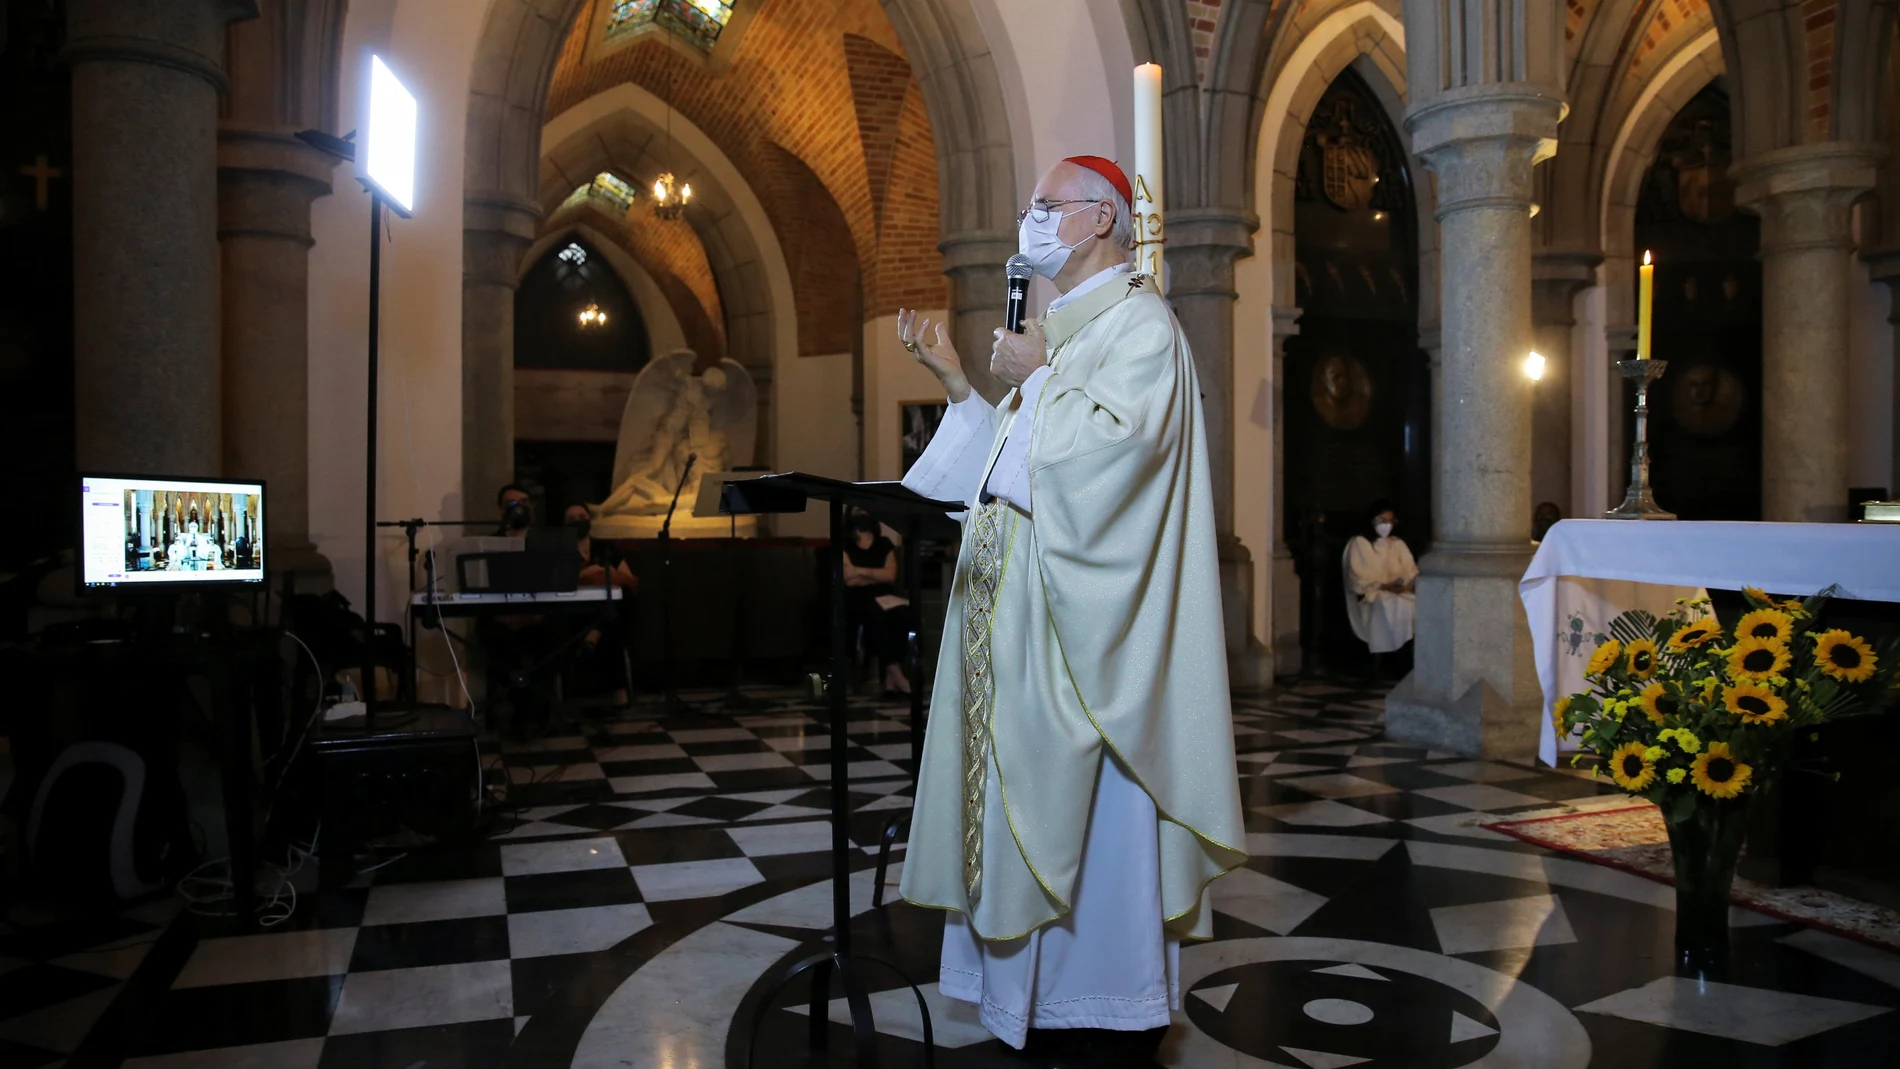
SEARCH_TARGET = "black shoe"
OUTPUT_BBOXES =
[1046,1026,1169,1069]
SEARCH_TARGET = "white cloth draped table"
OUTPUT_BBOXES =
[1522,519,1900,766]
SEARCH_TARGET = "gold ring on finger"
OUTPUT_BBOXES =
[904,340,919,353]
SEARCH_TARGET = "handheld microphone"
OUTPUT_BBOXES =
[1004,255,1033,333]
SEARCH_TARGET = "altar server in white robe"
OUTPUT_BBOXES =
[1343,499,1418,654]
[895,155,1246,1067]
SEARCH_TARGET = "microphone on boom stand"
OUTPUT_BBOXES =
[1005,254,1033,333]
[656,454,697,713]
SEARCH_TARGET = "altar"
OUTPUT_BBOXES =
[1522,519,1900,767]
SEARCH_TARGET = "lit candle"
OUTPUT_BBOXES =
[1133,63,1165,292]
[1637,250,1653,360]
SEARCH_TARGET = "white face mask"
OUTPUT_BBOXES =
[1017,204,1096,279]
[1374,521,1393,539]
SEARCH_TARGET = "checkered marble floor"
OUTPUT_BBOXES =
[9,681,1900,1068]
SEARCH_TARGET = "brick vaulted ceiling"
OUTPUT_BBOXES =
[546,0,947,357]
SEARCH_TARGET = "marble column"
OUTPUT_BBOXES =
[1385,85,1565,759]
[1170,208,1272,687]
[65,0,257,474]
[937,230,1016,405]
[1732,144,1882,522]
[219,129,334,576]
[462,195,540,514]
[1269,305,1302,677]
[1530,253,1598,517]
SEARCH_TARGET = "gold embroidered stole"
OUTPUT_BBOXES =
[960,498,1006,902]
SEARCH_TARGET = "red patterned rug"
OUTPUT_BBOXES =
[1484,804,1900,954]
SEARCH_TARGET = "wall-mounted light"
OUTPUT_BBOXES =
[1524,350,1546,381]
[578,303,608,328]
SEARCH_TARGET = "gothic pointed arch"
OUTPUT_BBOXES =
[459,0,1017,504]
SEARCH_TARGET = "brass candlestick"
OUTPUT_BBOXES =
[1605,358,1676,520]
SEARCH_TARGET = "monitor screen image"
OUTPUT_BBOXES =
[80,474,265,589]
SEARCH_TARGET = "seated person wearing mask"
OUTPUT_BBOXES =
[497,483,534,537]
[563,504,637,707]
[842,507,917,696]
[1343,499,1418,660]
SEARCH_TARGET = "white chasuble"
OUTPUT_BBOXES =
[899,272,1247,1040]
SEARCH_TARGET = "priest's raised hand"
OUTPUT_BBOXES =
[895,307,969,403]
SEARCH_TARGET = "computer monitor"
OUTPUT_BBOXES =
[78,473,266,590]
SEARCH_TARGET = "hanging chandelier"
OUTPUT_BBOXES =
[650,77,692,221]
[578,303,608,328]
[651,171,691,219]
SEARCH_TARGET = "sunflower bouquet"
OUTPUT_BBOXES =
[1552,587,1899,967]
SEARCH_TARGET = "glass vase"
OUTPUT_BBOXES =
[1660,792,1754,976]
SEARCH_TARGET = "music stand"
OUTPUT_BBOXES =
[692,470,765,711]
[723,474,957,1069]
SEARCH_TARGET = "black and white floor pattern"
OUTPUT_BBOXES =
[6,682,1900,1067]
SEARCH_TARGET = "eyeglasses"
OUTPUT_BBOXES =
[1016,199,1104,224]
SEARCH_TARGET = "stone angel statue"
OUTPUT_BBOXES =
[592,348,757,535]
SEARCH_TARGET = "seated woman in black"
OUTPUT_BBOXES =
[564,504,637,707]
[843,508,918,695]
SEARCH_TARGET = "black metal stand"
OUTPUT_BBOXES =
[378,516,490,700]
[721,508,765,712]
[873,515,928,909]
[655,455,697,714]
[363,193,385,728]
[722,475,956,1069]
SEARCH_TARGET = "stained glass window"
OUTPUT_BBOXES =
[559,172,639,215]
[605,0,732,53]
[590,172,638,211]
[557,242,588,265]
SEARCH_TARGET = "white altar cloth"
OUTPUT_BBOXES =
[1522,519,1900,766]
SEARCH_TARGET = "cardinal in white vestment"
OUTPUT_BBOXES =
[895,156,1247,1068]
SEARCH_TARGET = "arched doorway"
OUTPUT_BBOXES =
[1281,68,1426,676]
[1632,82,1763,521]
[513,233,651,520]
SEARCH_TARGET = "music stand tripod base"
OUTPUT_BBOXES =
[723,474,956,1068]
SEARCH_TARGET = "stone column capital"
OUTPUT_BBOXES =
[1405,87,1565,220]
[936,231,1017,275]
[1165,209,1258,300]
[217,128,337,246]
[1732,142,1882,255]
[1165,207,1259,251]
[1530,253,1598,327]
[1860,247,1900,286]
[64,0,256,90]
[1271,305,1302,340]
[463,194,540,289]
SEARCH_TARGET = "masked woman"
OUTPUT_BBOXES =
[1343,499,1418,657]
[842,508,917,696]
